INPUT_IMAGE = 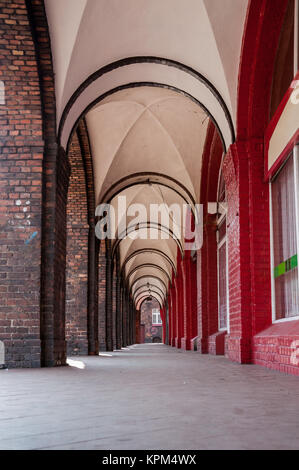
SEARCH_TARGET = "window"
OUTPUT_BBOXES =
[271,146,299,320]
[270,0,298,118]
[217,170,229,331]
[152,308,162,325]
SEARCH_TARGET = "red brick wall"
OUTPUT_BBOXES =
[65,132,89,356]
[0,0,43,367]
[140,298,162,343]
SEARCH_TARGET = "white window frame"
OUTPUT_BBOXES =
[216,162,230,333]
[270,145,299,323]
[217,223,230,332]
[152,308,162,325]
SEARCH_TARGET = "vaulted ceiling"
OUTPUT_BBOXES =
[45,0,249,307]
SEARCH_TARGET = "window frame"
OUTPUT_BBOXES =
[270,144,299,323]
[216,164,230,333]
[152,308,162,325]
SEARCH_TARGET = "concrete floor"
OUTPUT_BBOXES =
[0,344,299,450]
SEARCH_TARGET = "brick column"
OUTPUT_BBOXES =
[181,253,193,350]
[65,133,89,357]
[98,241,106,351]
[87,225,99,355]
[196,210,218,353]
[0,0,46,368]
[105,242,113,351]
[165,302,169,345]
[174,274,183,349]
[121,284,127,347]
[223,141,271,363]
[135,309,141,343]
[115,254,122,350]
[112,262,117,350]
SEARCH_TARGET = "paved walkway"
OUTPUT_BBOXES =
[0,344,299,450]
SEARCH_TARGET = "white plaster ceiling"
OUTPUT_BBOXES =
[45,0,248,147]
[44,0,249,307]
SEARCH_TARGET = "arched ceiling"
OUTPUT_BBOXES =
[45,0,248,148]
[44,0,249,308]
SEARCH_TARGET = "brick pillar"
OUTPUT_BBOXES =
[167,291,172,345]
[87,225,99,355]
[190,255,198,341]
[126,293,130,346]
[175,271,183,349]
[132,304,136,344]
[165,301,169,345]
[115,254,122,350]
[223,141,271,363]
[98,241,106,351]
[0,0,46,368]
[65,133,89,356]
[161,306,166,344]
[171,280,177,347]
[41,147,71,367]
[121,284,127,347]
[135,309,141,343]
[0,140,43,368]
[105,241,113,351]
[181,253,193,350]
[196,210,218,353]
[112,261,117,350]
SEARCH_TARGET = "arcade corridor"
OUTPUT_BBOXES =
[1,344,299,450]
[1,0,299,452]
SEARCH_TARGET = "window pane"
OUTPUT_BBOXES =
[218,241,227,329]
[272,154,299,319]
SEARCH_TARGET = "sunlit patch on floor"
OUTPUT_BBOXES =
[66,358,86,369]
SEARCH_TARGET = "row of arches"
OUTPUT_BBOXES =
[1,0,297,376]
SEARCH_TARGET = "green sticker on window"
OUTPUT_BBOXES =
[274,254,297,278]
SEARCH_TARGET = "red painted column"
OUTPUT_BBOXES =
[174,277,181,348]
[175,251,184,349]
[196,210,218,353]
[190,256,198,341]
[223,141,271,364]
[160,307,166,344]
[181,253,192,350]
[167,290,172,346]
[171,278,177,347]
[181,252,197,350]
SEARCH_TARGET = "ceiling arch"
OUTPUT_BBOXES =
[126,264,172,285]
[45,0,248,143]
[44,0,249,308]
[112,222,183,259]
[133,283,166,301]
[136,295,162,310]
[121,249,176,277]
[60,63,233,151]
[134,290,164,307]
[131,275,167,296]
[100,173,195,208]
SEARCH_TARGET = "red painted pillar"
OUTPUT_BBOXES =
[196,209,218,353]
[223,141,271,364]
[181,252,195,350]
[167,290,172,346]
[160,307,166,344]
[171,278,177,347]
[190,256,197,341]
[175,251,184,349]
